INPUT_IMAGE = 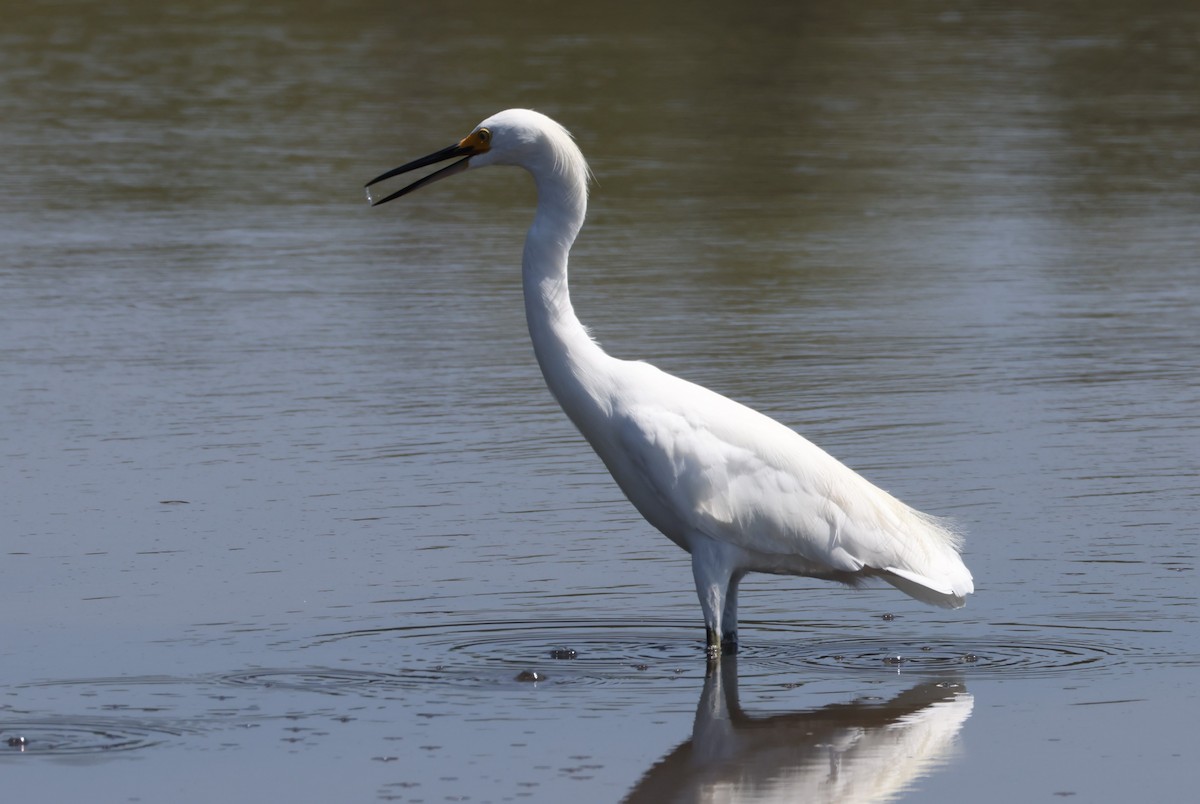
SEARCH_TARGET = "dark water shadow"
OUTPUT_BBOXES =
[625,657,972,803]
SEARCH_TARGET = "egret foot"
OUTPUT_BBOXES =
[705,628,738,659]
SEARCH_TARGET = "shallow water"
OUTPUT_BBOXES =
[2,0,1198,801]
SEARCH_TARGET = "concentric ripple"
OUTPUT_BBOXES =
[292,618,1138,689]
[435,619,699,672]
[0,717,194,756]
[214,667,421,695]
[302,618,703,687]
[770,637,1128,678]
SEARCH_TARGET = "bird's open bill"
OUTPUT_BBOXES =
[364,128,492,206]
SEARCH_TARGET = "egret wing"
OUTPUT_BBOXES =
[613,386,865,573]
[609,367,965,590]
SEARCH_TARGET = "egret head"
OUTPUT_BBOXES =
[365,109,587,206]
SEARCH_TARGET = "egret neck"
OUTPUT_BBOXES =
[520,153,614,431]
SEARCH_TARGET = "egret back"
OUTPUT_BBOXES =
[579,360,973,606]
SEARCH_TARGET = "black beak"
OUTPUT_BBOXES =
[364,142,475,206]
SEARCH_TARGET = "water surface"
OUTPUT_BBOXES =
[2,1,1197,801]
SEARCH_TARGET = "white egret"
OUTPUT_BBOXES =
[366,109,973,657]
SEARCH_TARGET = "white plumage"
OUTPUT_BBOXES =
[367,109,974,657]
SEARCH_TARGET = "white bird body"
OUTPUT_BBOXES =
[367,108,974,656]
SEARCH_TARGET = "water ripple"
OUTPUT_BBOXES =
[304,618,703,686]
[760,636,1130,678]
[303,617,1149,683]
[214,667,427,695]
[0,716,196,757]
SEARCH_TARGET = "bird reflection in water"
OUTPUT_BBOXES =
[625,659,972,803]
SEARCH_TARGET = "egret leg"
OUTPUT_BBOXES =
[690,542,737,659]
[720,571,745,654]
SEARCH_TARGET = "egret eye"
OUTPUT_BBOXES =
[478,128,491,143]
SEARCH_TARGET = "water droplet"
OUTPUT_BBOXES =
[549,647,577,660]
[514,670,545,682]
[883,655,907,666]
[364,187,376,205]
[881,613,895,621]
[961,653,979,663]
